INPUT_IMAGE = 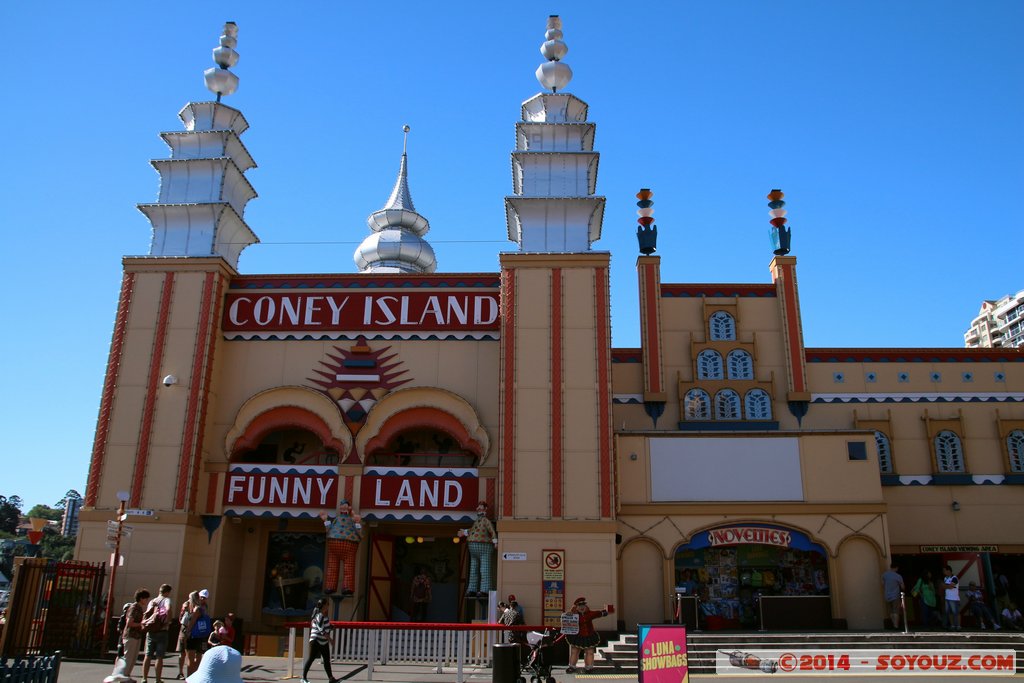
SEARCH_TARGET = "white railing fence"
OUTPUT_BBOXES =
[287,623,504,682]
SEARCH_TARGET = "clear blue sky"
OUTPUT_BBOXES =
[2,2,1021,511]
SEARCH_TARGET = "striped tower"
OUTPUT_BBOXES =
[81,23,259,602]
[498,16,616,614]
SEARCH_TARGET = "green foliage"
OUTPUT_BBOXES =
[0,496,22,535]
[26,504,62,522]
[39,527,75,562]
[55,490,82,510]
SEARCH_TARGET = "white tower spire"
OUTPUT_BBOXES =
[354,126,437,273]
[137,22,259,269]
[505,16,605,252]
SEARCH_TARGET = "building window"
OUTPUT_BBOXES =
[744,389,772,420]
[683,389,711,420]
[727,350,754,379]
[875,431,893,474]
[715,389,741,420]
[697,350,724,380]
[934,430,965,473]
[709,311,736,341]
[1008,430,1024,473]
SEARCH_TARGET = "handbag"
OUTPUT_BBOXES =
[190,612,213,639]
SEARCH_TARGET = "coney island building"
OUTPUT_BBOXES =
[77,19,1024,635]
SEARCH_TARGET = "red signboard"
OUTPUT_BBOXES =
[360,467,478,512]
[223,465,338,514]
[223,291,500,333]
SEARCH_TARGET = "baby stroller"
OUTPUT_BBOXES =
[518,629,562,683]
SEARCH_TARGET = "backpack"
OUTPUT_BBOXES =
[142,597,168,633]
[116,602,131,636]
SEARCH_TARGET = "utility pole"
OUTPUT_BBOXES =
[101,492,129,645]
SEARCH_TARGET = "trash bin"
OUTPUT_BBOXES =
[492,642,520,683]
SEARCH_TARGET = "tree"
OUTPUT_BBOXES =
[0,496,22,535]
[26,504,62,522]
[39,527,75,562]
[55,490,82,510]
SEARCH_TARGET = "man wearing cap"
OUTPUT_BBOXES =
[320,499,363,596]
[565,596,613,674]
[458,502,497,597]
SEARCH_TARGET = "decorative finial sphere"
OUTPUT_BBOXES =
[403,125,411,133]
[204,22,240,99]
[536,15,573,92]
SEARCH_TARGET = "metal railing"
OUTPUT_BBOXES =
[285,621,528,682]
[0,651,62,683]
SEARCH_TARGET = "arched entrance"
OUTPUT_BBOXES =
[621,539,665,630]
[674,523,830,629]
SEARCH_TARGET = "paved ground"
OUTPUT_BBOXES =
[59,655,1023,682]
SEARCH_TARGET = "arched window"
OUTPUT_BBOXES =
[875,431,893,474]
[709,311,736,341]
[715,389,741,420]
[727,350,754,379]
[934,430,965,473]
[744,389,772,420]
[1008,430,1024,473]
[697,350,724,380]
[683,389,711,420]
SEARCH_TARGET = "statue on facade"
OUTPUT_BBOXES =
[459,501,497,597]
[320,499,362,596]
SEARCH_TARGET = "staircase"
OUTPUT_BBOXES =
[594,631,1024,676]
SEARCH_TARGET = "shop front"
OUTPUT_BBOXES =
[674,524,831,630]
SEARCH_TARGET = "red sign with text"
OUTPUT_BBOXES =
[360,468,478,512]
[223,291,500,333]
[223,465,338,512]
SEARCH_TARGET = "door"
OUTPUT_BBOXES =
[367,534,395,621]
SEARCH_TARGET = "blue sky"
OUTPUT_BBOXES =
[1,1,1021,511]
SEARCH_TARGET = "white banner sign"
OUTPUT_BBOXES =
[715,649,1016,676]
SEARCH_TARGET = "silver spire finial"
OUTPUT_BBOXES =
[204,22,240,102]
[403,125,410,155]
[536,15,572,92]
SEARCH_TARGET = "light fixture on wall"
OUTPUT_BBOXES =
[163,374,178,387]
[952,501,961,512]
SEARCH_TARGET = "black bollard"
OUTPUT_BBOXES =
[492,643,520,683]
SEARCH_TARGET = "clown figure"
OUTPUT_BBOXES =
[320,499,363,595]
[458,501,497,597]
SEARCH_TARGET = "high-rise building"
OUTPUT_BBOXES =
[60,496,81,538]
[965,290,1024,349]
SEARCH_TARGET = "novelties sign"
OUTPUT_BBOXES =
[707,526,792,548]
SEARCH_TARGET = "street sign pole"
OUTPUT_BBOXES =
[101,496,128,645]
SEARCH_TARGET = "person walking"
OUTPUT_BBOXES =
[881,562,905,630]
[181,589,212,677]
[141,583,172,683]
[105,588,150,683]
[943,565,962,630]
[410,566,432,622]
[301,598,340,683]
[910,571,940,629]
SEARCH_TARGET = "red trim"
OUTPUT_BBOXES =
[551,269,563,518]
[281,620,541,632]
[131,272,175,508]
[86,273,135,507]
[806,347,1024,363]
[661,283,777,298]
[175,273,215,510]
[501,268,516,518]
[230,273,500,290]
[362,406,485,459]
[187,275,225,512]
[778,263,806,393]
[206,472,219,514]
[642,262,662,394]
[595,267,611,518]
[612,348,642,363]
[232,406,348,456]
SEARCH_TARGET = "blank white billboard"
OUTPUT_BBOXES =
[649,437,803,501]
